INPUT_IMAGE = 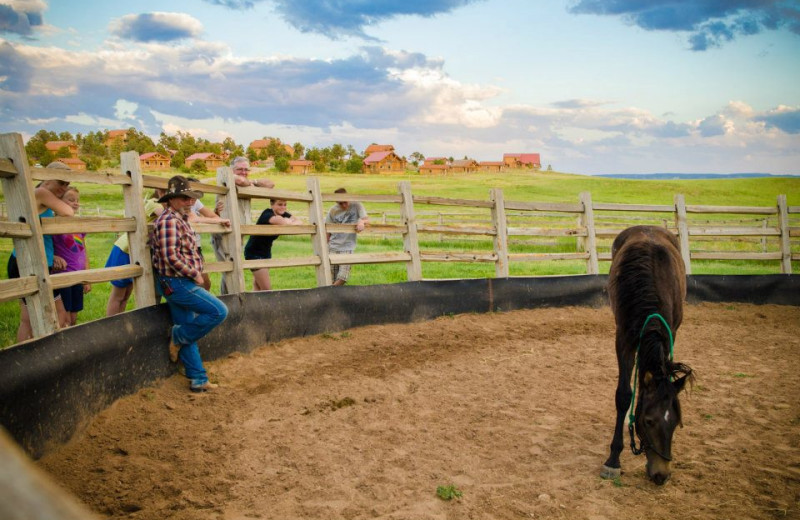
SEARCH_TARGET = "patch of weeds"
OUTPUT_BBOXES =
[436,484,463,501]
[141,391,155,401]
[694,384,707,392]
[733,372,754,378]
[340,331,350,339]
[611,477,625,488]
[321,333,338,340]
[703,413,714,420]
[318,397,356,412]
[726,305,736,311]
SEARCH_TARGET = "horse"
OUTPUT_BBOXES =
[601,225,694,485]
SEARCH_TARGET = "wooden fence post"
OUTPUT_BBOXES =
[120,151,157,308]
[215,166,246,294]
[491,188,509,278]
[0,132,58,337]
[398,181,422,281]
[674,194,692,275]
[777,194,791,274]
[307,177,332,286]
[579,191,599,275]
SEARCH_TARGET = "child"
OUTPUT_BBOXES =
[104,188,166,316]
[243,199,303,291]
[6,162,75,341]
[52,187,89,327]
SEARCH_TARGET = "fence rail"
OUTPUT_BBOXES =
[0,131,797,341]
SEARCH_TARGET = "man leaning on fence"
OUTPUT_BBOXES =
[151,175,228,393]
[326,188,369,286]
[211,156,274,294]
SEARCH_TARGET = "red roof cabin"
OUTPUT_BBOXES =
[364,144,395,155]
[54,157,86,171]
[139,152,171,171]
[45,140,78,159]
[503,153,541,170]
[363,151,407,173]
[184,152,224,171]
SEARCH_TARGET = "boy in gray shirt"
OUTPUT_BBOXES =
[326,188,368,286]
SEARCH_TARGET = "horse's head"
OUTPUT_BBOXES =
[636,367,691,485]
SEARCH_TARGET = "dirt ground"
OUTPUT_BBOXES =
[38,302,800,520]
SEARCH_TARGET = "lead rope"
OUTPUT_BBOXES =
[628,313,674,455]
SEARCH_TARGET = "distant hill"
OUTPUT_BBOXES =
[590,173,799,180]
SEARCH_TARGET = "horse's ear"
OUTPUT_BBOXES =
[672,374,689,394]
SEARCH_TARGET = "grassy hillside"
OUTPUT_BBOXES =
[1,169,798,348]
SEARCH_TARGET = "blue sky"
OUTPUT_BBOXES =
[1,0,799,174]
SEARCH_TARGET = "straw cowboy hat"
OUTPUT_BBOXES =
[158,175,204,202]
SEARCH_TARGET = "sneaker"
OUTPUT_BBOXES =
[190,381,219,393]
[168,337,180,363]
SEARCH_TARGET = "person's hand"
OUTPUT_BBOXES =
[356,221,365,232]
[219,218,231,227]
[83,283,92,294]
[193,274,205,286]
[53,255,67,271]
[215,201,224,215]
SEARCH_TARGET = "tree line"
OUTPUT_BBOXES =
[21,128,411,174]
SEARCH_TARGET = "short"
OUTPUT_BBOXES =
[245,251,271,271]
[7,254,64,304]
[105,245,133,288]
[60,284,84,312]
[331,249,353,283]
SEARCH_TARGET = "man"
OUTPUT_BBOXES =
[212,156,274,294]
[151,175,228,393]
[326,188,368,286]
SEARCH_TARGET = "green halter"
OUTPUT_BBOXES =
[628,313,674,455]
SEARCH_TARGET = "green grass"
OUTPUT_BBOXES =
[1,168,798,348]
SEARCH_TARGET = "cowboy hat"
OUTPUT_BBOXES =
[158,175,204,202]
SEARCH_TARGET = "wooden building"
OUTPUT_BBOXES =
[364,144,395,155]
[363,151,407,173]
[418,163,449,175]
[503,153,541,170]
[288,160,313,174]
[105,129,128,147]
[449,159,479,173]
[478,161,505,172]
[54,158,86,171]
[44,140,78,159]
[139,152,171,170]
[249,139,294,157]
[184,152,224,171]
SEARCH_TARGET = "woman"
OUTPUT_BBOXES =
[7,162,75,341]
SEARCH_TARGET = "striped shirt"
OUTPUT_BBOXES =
[151,206,203,279]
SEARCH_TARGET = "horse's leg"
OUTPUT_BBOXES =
[601,336,634,479]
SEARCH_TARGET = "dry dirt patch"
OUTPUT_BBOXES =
[39,303,800,519]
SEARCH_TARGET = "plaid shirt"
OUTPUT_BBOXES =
[151,206,203,279]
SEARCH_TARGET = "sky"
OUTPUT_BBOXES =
[1,0,799,175]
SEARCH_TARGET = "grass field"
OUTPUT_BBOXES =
[1,168,798,348]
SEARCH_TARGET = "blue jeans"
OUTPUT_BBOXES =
[156,276,228,386]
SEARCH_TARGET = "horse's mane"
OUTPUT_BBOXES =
[610,239,682,378]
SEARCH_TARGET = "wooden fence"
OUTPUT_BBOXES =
[1,132,798,340]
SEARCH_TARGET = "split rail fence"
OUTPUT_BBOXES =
[1,132,798,341]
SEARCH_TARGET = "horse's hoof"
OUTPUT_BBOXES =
[600,465,621,479]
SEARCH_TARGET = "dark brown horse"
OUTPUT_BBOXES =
[601,226,693,485]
